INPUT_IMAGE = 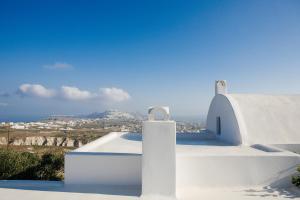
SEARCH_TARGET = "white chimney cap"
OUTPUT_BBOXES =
[215,80,227,95]
[148,106,170,121]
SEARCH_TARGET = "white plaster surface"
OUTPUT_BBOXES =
[0,181,299,200]
[176,152,300,188]
[207,94,300,145]
[206,94,242,145]
[148,106,170,121]
[65,132,300,189]
[86,132,142,154]
[65,153,141,185]
[230,94,300,145]
[65,132,141,186]
[142,120,176,197]
[215,80,227,95]
[70,132,296,156]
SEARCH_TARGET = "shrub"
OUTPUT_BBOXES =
[0,149,64,181]
[292,166,300,187]
[0,149,39,179]
[36,153,64,180]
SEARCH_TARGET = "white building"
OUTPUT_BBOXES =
[11,124,25,130]
[207,80,300,147]
[1,80,300,200]
[63,81,300,199]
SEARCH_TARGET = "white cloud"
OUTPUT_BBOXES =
[99,87,131,102]
[18,84,56,98]
[0,102,8,106]
[61,86,93,101]
[17,84,131,103]
[44,62,73,70]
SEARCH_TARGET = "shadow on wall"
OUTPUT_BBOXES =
[121,132,230,146]
[121,133,142,141]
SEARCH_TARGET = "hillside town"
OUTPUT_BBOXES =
[0,110,203,148]
[0,110,203,133]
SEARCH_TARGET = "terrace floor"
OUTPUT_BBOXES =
[86,132,295,157]
[0,180,299,200]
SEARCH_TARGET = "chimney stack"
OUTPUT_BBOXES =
[142,106,176,199]
[215,80,227,95]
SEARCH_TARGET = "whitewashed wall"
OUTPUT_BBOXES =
[65,152,141,185]
[176,153,300,188]
[142,120,176,197]
[206,94,243,145]
[230,94,300,145]
[64,133,142,186]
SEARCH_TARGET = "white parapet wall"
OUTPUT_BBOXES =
[177,152,300,188]
[65,152,141,185]
[64,132,141,186]
[64,132,300,190]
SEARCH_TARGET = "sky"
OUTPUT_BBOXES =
[0,0,300,120]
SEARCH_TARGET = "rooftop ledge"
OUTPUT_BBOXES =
[67,132,297,157]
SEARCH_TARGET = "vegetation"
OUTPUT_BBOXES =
[0,127,110,147]
[0,148,64,180]
[292,166,300,187]
[0,126,110,181]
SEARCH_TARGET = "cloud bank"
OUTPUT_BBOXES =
[43,62,73,70]
[99,87,131,102]
[17,84,130,103]
[61,86,93,101]
[18,84,56,98]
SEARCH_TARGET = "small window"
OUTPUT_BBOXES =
[216,116,221,135]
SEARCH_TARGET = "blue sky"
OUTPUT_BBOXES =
[0,0,300,120]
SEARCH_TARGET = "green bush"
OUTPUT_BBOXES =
[292,166,300,187]
[0,149,39,180]
[0,149,64,180]
[36,153,64,180]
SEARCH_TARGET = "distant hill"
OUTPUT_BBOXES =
[81,110,145,121]
[47,111,204,124]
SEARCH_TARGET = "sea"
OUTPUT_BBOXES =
[0,115,49,123]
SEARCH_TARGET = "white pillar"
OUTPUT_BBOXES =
[142,106,176,199]
[215,80,227,95]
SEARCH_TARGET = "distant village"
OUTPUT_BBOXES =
[0,110,204,133]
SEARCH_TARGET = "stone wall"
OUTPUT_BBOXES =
[0,136,83,147]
